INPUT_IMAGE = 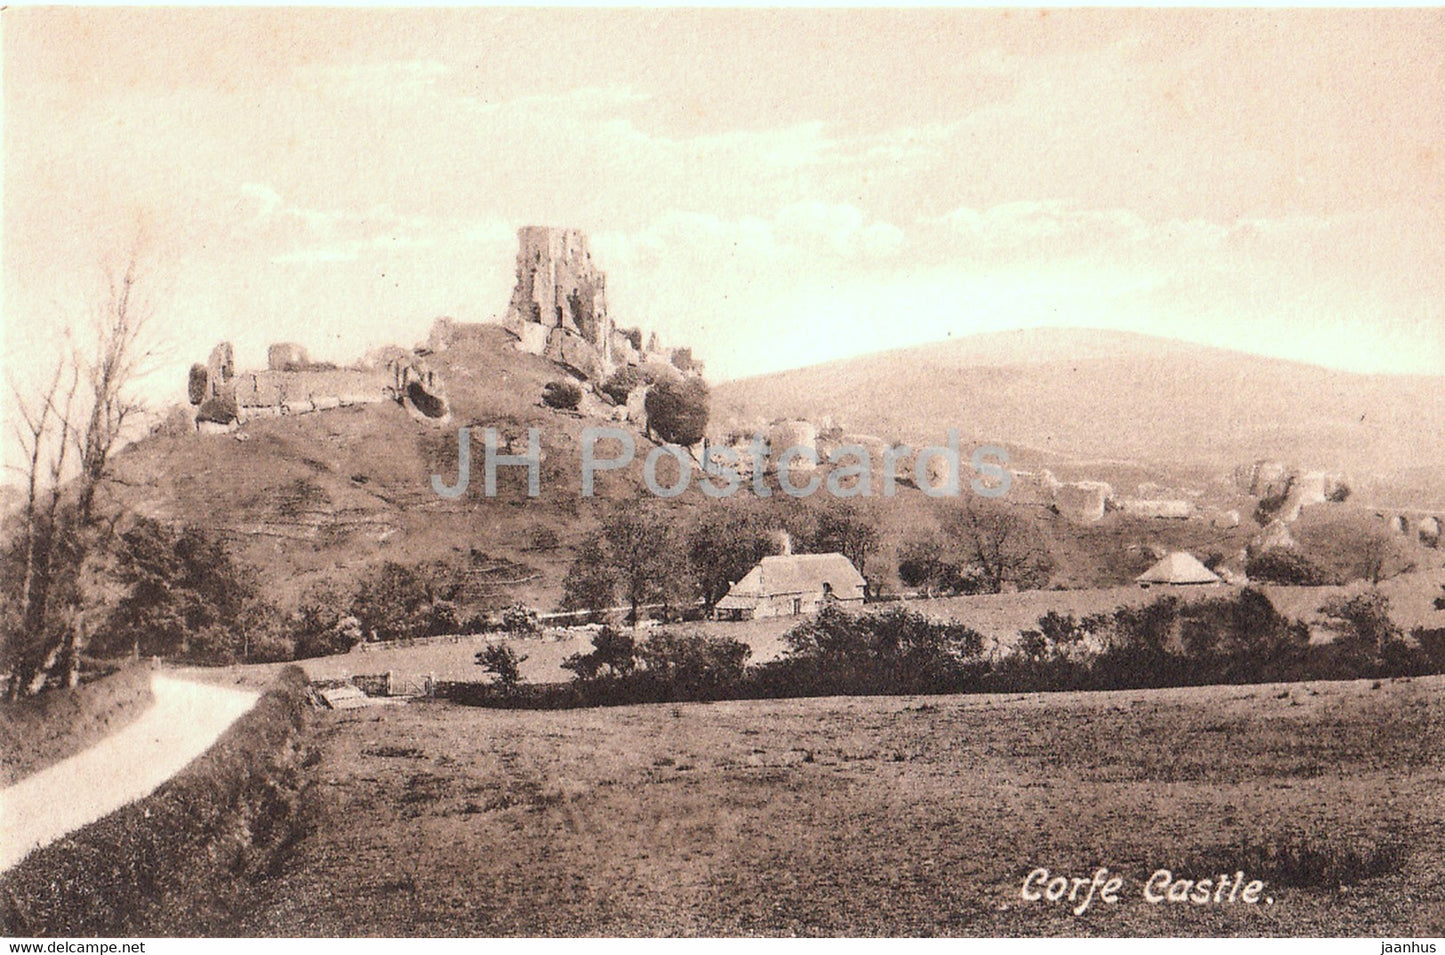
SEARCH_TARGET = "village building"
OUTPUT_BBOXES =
[714,552,867,621]
[1135,551,1223,588]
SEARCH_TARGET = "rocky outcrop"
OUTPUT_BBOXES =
[1248,518,1296,556]
[768,420,820,472]
[1234,459,1350,522]
[1211,508,1242,529]
[545,327,607,381]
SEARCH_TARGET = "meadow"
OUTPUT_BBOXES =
[285,569,1445,691]
[233,673,1445,936]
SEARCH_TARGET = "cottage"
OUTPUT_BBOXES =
[714,552,866,621]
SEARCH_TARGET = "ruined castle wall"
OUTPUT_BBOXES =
[232,368,391,411]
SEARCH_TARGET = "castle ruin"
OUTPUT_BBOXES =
[188,340,449,429]
[503,226,649,378]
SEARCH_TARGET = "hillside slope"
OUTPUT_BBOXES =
[715,328,1445,505]
[104,326,676,611]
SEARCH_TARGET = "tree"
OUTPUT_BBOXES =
[293,581,363,659]
[944,502,1052,594]
[601,504,683,624]
[348,562,432,642]
[686,503,781,609]
[1353,527,1415,586]
[560,534,619,621]
[476,644,527,693]
[561,503,687,625]
[808,499,881,582]
[4,249,153,696]
[93,519,272,664]
[644,376,709,447]
[896,532,962,597]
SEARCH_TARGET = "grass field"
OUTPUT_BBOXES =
[235,674,1445,936]
[281,568,1445,691]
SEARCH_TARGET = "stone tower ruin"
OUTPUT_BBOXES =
[504,227,616,378]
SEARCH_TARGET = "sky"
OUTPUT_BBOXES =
[4,8,1444,432]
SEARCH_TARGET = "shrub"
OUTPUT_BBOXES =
[1321,590,1402,656]
[526,526,560,551]
[499,603,541,635]
[599,365,648,405]
[1184,828,1407,890]
[1412,627,1445,669]
[669,347,697,373]
[637,630,750,698]
[778,605,986,694]
[541,380,582,410]
[562,626,637,680]
[644,376,710,446]
[1246,549,1338,586]
[476,644,527,692]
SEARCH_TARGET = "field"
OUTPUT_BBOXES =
[280,569,1445,691]
[235,674,1445,936]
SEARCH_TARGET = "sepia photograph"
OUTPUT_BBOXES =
[2,6,1444,941]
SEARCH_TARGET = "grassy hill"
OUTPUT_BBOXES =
[714,328,1445,507]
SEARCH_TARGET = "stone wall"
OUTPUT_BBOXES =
[186,340,444,427]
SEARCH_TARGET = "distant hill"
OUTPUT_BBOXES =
[715,328,1445,507]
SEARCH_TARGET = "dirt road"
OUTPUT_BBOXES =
[0,674,259,872]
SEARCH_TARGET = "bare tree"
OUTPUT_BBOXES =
[5,360,80,698]
[944,501,1053,594]
[4,249,153,696]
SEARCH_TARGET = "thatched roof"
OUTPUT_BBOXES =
[1136,551,1222,586]
[716,553,866,610]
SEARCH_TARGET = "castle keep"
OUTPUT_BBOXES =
[504,227,644,378]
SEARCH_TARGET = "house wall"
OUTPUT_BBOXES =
[753,591,865,618]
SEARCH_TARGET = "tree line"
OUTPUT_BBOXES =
[443,586,1445,709]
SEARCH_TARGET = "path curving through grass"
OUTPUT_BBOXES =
[0,674,260,872]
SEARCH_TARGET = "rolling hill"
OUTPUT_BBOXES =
[714,328,1445,507]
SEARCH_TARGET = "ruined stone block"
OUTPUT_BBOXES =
[1054,481,1111,523]
[267,342,311,370]
[545,327,606,381]
[187,364,209,405]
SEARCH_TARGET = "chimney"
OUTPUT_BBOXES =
[776,529,792,556]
